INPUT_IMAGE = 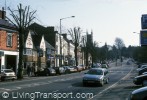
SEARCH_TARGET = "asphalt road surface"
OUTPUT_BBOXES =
[0,61,136,100]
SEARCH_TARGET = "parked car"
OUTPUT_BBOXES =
[1,69,17,81]
[76,64,84,72]
[129,86,147,100]
[142,72,147,75]
[138,67,147,75]
[53,67,65,75]
[63,66,76,73]
[35,67,56,76]
[68,66,77,73]
[136,65,147,72]
[83,68,109,86]
[133,74,147,86]
[58,67,65,74]
[138,63,147,68]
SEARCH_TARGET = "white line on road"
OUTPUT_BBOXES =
[52,90,59,93]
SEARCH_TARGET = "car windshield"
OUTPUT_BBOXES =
[87,69,103,75]
[4,70,13,73]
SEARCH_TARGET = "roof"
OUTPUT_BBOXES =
[45,41,55,50]
[0,19,16,29]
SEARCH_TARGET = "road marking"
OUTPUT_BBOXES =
[88,66,134,100]
[52,90,59,93]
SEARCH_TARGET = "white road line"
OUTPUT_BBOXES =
[52,90,59,93]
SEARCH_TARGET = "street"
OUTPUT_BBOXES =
[0,61,137,100]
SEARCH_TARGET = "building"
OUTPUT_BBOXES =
[23,30,55,75]
[0,9,19,73]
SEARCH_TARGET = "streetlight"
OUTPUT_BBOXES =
[59,16,75,66]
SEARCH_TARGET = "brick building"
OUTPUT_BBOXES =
[0,9,19,73]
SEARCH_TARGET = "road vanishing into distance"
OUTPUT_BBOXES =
[0,61,134,100]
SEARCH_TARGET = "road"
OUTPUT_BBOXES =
[0,61,135,100]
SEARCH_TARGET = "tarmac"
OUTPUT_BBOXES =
[92,63,140,100]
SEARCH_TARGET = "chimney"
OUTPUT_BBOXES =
[0,7,6,19]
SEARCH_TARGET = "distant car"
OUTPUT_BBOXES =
[101,64,109,69]
[35,67,56,76]
[83,68,109,86]
[129,86,147,100]
[1,69,17,81]
[91,63,101,68]
[133,74,147,86]
[138,67,147,75]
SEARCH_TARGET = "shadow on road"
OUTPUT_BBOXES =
[72,82,102,88]
[124,85,142,89]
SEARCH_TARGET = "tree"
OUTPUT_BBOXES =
[7,4,36,79]
[68,27,82,66]
[114,37,125,64]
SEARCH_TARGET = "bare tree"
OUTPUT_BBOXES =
[115,37,125,50]
[7,4,36,79]
[68,27,82,66]
[114,37,125,65]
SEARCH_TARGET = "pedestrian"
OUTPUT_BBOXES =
[34,65,38,76]
[27,65,31,77]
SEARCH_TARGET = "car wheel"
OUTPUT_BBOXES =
[142,80,147,86]
[105,78,109,84]
[100,80,104,86]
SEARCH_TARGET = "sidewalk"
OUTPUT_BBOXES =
[92,64,138,100]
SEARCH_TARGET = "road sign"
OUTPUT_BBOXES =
[140,30,147,46]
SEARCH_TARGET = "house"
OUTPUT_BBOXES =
[23,30,55,74]
[0,9,19,73]
[29,23,58,67]
[23,31,38,74]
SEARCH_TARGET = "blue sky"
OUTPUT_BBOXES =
[1,0,146,47]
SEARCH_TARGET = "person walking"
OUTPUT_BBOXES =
[27,65,31,77]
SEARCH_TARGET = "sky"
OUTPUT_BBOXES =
[0,0,146,47]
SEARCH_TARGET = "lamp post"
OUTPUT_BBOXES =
[59,16,75,67]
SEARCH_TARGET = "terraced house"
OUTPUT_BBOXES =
[0,9,19,73]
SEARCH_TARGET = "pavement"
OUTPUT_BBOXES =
[92,63,140,100]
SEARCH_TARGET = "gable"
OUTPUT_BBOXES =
[25,31,33,48]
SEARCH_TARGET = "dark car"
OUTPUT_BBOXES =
[129,86,147,100]
[133,74,147,86]
[138,63,147,68]
[138,67,147,75]
[53,67,65,75]
[91,63,101,68]
[35,68,56,76]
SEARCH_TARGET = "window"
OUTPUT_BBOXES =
[7,33,13,47]
[23,48,32,55]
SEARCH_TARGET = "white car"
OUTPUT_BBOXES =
[1,69,17,81]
